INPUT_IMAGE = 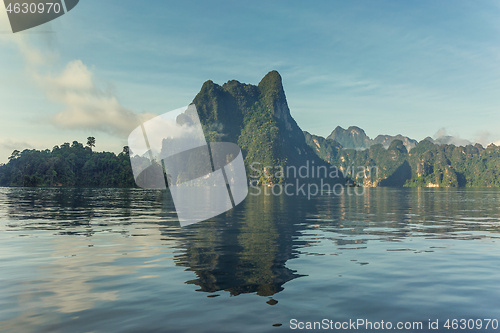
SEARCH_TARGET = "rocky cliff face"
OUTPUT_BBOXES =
[325,126,417,152]
[191,71,329,181]
[327,126,372,149]
[303,131,342,163]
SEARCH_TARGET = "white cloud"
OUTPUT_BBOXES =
[0,139,33,151]
[432,127,473,147]
[474,130,495,147]
[37,60,156,136]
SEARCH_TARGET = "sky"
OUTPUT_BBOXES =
[0,0,499,163]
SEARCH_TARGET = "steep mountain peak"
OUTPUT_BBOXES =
[258,70,283,92]
[199,80,219,93]
[330,126,345,134]
[423,137,434,143]
[256,70,297,133]
[327,125,371,149]
[191,71,329,178]
[201,79,215,87]
[346,126,366,134]
[329,126,366,136]
[388,139,408,154]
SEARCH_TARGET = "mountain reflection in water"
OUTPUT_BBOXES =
[1,187,500,332]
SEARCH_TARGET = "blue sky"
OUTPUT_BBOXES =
[1,0,499,162]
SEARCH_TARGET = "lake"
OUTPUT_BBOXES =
[1,187,500,332]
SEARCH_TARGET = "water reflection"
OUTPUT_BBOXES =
[1,188,178,326]
[174,193,306,296]
[2,187,500,332]
[305,188,500,242]
[0,188,307,302]
[3,188,500,301]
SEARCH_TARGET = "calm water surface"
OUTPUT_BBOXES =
[1,187,500,332]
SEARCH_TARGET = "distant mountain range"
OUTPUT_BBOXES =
[324,125,418,151]
[305,132,500,187]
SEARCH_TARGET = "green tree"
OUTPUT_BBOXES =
[87,137,96,151]
[8,150,20,160]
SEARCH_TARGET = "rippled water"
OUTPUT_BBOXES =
[1,187,500,332]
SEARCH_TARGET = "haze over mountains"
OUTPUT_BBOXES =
[423,136,473,147]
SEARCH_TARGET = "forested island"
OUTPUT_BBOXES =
[0,138,135,187]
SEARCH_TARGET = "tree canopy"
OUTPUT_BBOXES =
[0,141,135,187]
